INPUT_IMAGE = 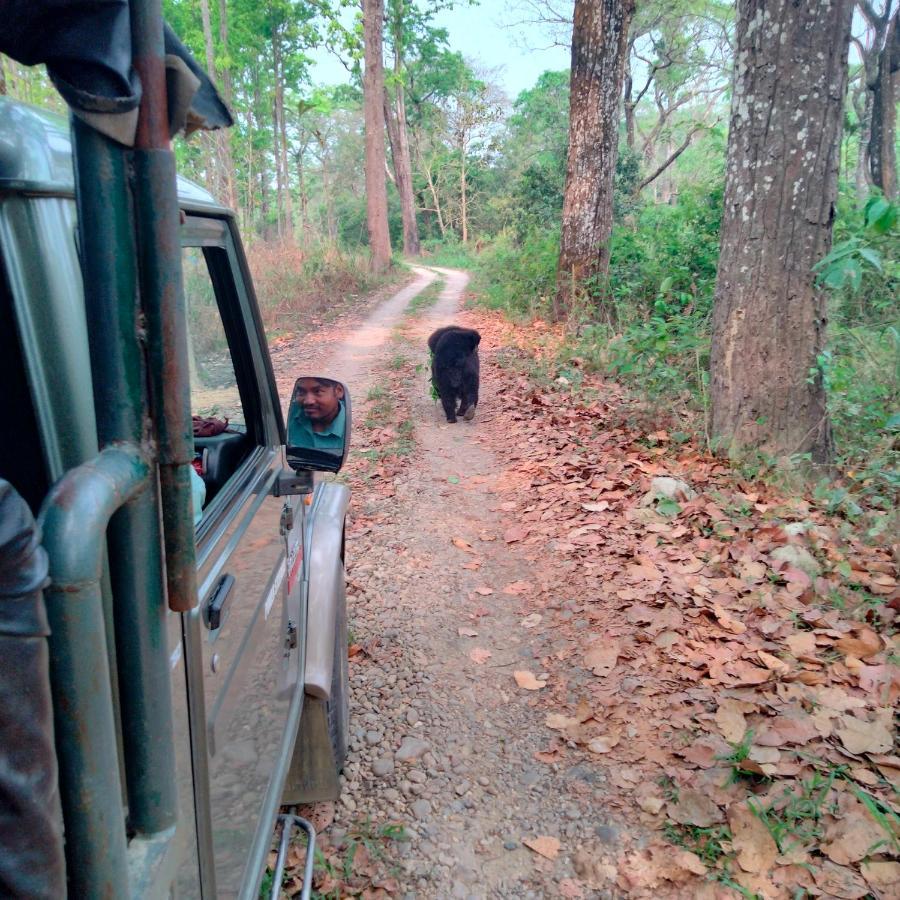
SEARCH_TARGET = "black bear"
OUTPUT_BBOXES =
[427,326,481,424]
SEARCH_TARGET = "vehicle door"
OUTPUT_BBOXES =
[174,215,300,898]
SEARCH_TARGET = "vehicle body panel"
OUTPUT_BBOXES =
[0,97,343,898]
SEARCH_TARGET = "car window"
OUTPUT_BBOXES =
[183,246,245,428]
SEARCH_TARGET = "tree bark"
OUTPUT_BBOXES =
[384,81,420,255]
[710,0,853,465]
[869,9,899,198]
[362,0,393,272]
[554,0,635,320]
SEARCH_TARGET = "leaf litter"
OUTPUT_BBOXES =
[465,310,900,898]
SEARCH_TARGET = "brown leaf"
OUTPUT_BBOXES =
[452,537,475,553]
[836,713,893,755]
[469,647,492,664]
[728,802,778,875]
[522,835,560,860]
[822,795,891,865]
[668,790,724,827]
[860,861,900,892]
[504,525,529,543]
[587,732,621,754]
[473,585,494,595]
[584,643,619,677]
[786,632,818,658]
[712,603,746,634]
[715,699,748,743]
[835,629,882,660]
[457,627,479,637]
[812,861,870,899]
[514,670,547,690]
[503,580,532,595]
[521,613,543,628]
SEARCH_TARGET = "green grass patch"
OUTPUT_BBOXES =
[406,278,443,315]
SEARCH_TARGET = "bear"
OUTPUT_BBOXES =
[427,326,481,424]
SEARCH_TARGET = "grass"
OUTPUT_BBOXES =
[406,277,443,315]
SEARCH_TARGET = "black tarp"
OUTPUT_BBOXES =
[0,481,66,899]
[1,1,232,144]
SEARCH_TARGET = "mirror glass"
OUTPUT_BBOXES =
[286,376,351,473]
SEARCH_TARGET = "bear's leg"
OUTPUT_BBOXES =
[440,393,458,423]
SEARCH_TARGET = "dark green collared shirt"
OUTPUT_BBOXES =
[288,402,346,452]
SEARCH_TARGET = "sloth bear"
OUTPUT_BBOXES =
[427,326,481,424]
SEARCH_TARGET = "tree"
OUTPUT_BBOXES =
[709,0,854,464]
[555,0,635,320]
[850,1,896,200]
[363,0,393,271]
[869,6,899,197]
[384,0,425,256]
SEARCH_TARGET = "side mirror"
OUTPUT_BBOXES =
[285,377,351,473]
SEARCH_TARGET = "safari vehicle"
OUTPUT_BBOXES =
[0,9,350,899]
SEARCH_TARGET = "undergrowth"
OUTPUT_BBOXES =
[247,239,392,336]
[470,187,900,521]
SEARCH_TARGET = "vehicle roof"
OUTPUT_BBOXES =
[0,97,227,214]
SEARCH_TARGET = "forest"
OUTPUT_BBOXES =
[1,0,897,513]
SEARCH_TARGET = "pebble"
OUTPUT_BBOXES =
[406,708,420,726]
[410,799,431,819]
[408,769,426,784]
[372,757,395,777]
[365,731,382,746]
[395,736,429,762]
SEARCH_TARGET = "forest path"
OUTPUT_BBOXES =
[273,267,621,899]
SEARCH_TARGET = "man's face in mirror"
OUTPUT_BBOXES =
[295,378,344,432]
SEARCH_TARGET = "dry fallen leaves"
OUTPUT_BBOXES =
[437,310,900,899]
[514,670,547,690]
[728,802,778,875]
[583,644,619,677]
[469,647,492,664]
[522,835,560,860]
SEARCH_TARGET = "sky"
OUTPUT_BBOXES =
[307,0,572,103]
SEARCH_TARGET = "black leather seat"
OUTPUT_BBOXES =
[194,432,249,503]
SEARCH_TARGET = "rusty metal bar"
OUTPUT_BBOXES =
[129,0,199,615]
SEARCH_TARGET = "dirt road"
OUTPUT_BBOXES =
[272,268,622,898]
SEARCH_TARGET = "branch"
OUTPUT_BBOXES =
[637,124,706,192]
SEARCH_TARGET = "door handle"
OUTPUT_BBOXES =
[204,573,235,631]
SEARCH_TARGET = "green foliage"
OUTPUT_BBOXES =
[473,228,560,318]
[815,195,898,302]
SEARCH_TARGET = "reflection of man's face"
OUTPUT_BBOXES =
[295,379,344,432]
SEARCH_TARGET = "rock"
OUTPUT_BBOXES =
[646,476,696,503]
[771,544,821,578]
[410,799,431,819]
[504,840,518,851]
[396,737,429,762]
[408,769,427,784]
[406,708,420,726]
[372,757,395,777]
[455,779,471,796]
[595,824,618,844]
[365,730,383,746]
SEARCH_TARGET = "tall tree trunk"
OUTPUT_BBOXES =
[459,148,468,244]
[362,0,393,272]
[855,88,874,201]
[710,0,853,465]
[0,56,7,96]
[623,52,635,151]
[215,0,237,211]
[278,82,294,239]
[198,0,225,204]
[384,85,420,255]
[554,0,635,320]
[869,9,899,198]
